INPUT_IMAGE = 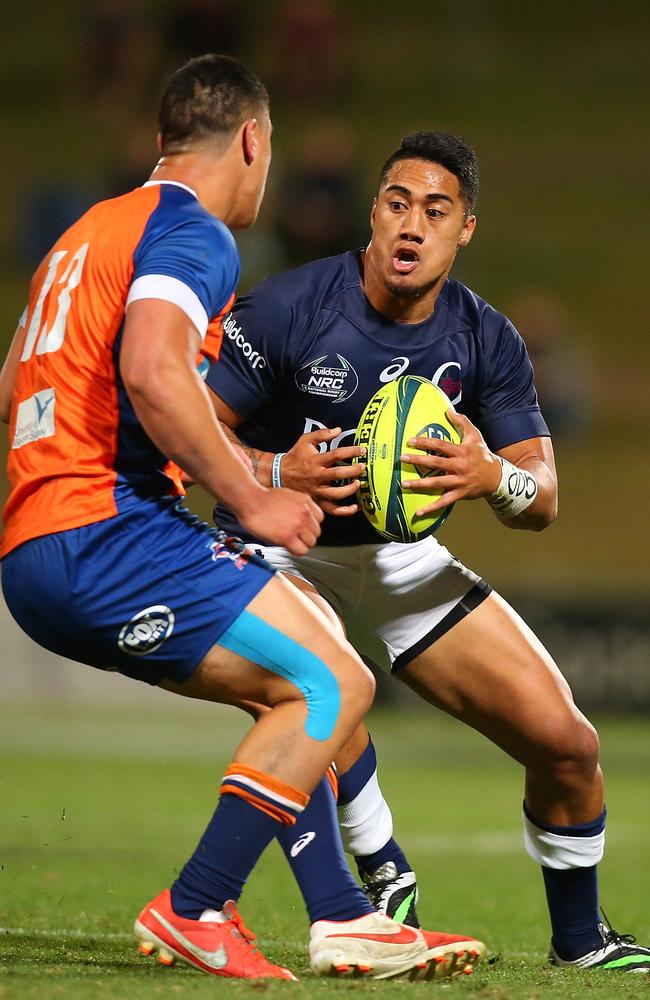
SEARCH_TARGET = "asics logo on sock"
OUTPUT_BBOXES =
[150,908,228,969]
[290,831,316,857]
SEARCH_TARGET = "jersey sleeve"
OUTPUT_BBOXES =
[127,213,240,339]
[476,312,550,450]
[206,279,294,419]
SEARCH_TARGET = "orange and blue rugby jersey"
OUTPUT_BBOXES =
[2,181,238,557]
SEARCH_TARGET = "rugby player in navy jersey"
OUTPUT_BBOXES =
[207,131,650,972]
[1,62,487,982]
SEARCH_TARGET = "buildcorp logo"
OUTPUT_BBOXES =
[223,312,266,370]
[118,605,175,656]
[295,353,359,403]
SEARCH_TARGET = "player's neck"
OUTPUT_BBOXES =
[359,249,444,325]
[148,155,239,224]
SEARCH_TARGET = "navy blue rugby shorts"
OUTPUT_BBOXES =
[1,497,275,686]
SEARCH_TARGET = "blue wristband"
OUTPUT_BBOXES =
[272,452,286,489]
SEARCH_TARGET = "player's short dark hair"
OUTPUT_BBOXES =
[159,54,269,153]
[379,132,479,213]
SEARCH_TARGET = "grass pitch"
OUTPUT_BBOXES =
[1,698,648,999]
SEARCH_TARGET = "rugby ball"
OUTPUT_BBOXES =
[353,375,461,543]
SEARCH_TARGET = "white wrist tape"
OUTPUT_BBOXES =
[271,452,286,489]
[488,457,538,518]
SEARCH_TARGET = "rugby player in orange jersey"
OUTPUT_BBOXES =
[0,57,484,981]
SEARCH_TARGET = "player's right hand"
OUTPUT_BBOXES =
[282,427,366,517]
[239,487,324,555]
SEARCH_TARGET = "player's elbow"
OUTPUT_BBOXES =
[121,357,176,410]
[525,494,558,531]
[529,507,557,531]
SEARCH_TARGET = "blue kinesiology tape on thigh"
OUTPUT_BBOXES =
[219,610,341,741]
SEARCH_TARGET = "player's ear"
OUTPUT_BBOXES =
[156,132,163,153]
[242,119,258,166]
[458,214,476,247]
[370,198,378,228]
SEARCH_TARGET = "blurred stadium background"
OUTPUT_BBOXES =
[1,0,648,711]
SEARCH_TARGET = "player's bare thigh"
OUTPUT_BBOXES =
[162,573,372,779]
[282,573,372,771]
[161,573,369,709]
[398,591,597,770]
[160,573,375,787]
[220,572,371,774]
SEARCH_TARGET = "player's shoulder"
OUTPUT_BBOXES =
[240,251,354,313]
[148,182,237,252]
[441,277,515,340]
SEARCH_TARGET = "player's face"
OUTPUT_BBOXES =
[366,158,476,309]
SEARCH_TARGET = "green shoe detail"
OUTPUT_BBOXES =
[602,954,650,969]
[392,890,417,925]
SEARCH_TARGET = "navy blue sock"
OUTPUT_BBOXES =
[337,736,412,879]
[277,776,374,923]
[171,794,280,918]
[525,804,606,961]
[337,736,378,807]
[356,838,412,879]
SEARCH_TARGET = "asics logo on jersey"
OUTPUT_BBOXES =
[295,354,359,403]
[223,313,266,370]
[149,908,229,969]
[12,388,56,450]
[290,831,316,857]
[379,357,410,382]
[118,605,175,656]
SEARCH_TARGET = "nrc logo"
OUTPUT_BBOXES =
[295,354,359,403]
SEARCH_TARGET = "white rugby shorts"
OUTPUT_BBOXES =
[254,537,491,673]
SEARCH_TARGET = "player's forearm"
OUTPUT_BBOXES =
[125,364,267,514]
[220,423,274,487]
[493,457,558,531]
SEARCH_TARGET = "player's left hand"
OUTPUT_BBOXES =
[400,410,502,514]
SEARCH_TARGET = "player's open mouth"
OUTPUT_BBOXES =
[392,248,419,274]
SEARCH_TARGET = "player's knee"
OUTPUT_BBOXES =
[542,714,600,786]
[296,650,373,743]
[335,656,375,722]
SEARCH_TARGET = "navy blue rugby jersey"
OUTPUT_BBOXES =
[207,250,549,545]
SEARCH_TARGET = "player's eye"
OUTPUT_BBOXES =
[388,200,406,212]
[426,207,445,219]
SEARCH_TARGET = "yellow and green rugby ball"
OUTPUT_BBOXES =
[353,375,461,543]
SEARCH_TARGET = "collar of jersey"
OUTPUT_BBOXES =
[339,250,452,345]
[143,180,198,198]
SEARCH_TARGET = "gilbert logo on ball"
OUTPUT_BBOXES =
[353,375,461,543]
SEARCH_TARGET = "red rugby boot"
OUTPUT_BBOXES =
[134,889,296,980]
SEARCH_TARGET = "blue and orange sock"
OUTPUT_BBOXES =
[171,763,309,919]
[277,768,374,924]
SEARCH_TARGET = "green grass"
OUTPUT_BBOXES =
[1,702,649,998]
